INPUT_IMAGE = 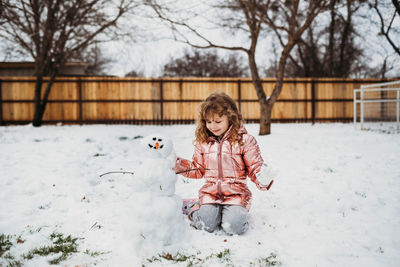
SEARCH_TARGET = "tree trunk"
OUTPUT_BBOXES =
[247,51,270,135]
[32,72,57,126]
[32,75,45,127]
[259,100,272,135]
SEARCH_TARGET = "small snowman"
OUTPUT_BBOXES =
[128,134,184,253]
[131,134,178,194]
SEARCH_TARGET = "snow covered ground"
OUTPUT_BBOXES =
[1,123,399,267]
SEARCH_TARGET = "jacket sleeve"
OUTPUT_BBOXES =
[173,142,205,179]
[242,135,265,189]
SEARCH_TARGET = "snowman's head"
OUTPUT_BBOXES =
[141,134,173,159]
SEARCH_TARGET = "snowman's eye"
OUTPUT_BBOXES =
[160,145,164,149]
[148,144,153,148]
[152,137,157,141]
[158,138,162,141]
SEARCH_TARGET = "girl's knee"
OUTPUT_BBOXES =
[192,204,221,232]
[221,205,249,235]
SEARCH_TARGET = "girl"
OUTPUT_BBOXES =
[174,92,273,235]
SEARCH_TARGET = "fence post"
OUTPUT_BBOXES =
[160,79,164,125]
[237,79,242,111]
[353,89,357,127]
[380,87,385,118]
[397,89,399,131]
[311,79,316,124]
[360,85,364,130]
[179,79,183,125]
[77,78,83,125]
[0,79,4,126]
[0,79,3,125]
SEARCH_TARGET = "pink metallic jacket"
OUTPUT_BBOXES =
[174,125,266,210]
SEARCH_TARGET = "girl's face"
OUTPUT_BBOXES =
[206,114,230,137]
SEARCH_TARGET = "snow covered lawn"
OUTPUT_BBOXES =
[1,123,399,266]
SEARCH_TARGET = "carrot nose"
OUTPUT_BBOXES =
[155,142,159,149]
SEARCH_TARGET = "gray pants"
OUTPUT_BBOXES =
[191,204,249,235]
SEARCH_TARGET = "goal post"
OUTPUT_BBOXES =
[354,80,400,133]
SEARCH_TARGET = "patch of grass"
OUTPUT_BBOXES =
[2,230,105,266]
[84,249,109,257]
[119,136,129,141]
[146,251,202,266]
[93,153,107,157]
[4,259,23,267]
[204,248,232,265]
[144,249,279,267]
[0,234,13,257]
[250,253,281,267]
[28,227,43,234]
[22,232,79,265]
[1,234,23,267]
[133,135,143,139]
[2,256,23,267]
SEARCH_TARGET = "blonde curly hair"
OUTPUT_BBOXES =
[195,92,244,144]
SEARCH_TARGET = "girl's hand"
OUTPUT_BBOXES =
[256,163,276,190]
[256,180,274,191]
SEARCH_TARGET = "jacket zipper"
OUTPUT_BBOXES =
[217,138,223,201]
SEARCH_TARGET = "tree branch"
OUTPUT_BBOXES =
[393,0,400,16]
[373,0,400,56]
[148,0,248,52]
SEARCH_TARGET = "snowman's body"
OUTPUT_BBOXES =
[132,135,177,195]
[128,134,184,252]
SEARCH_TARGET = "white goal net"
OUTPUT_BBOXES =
[354,80,400,133]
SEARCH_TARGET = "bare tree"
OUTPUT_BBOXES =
[281,0,367,78]
[0,0,134,126]
[125,70,144,77]
[80,46,114,76]
[370,0,400,56]
[148,0,329,135]
[163,49,248,77]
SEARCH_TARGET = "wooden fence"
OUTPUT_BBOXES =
[0,77,393,125]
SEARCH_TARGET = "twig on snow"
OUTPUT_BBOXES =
[99,171,135,177]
